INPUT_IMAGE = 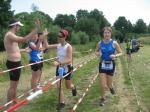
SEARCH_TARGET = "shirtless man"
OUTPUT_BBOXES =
[4,19,40,103]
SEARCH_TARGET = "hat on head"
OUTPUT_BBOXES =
[9,19,24,27]
[60,29,68,38]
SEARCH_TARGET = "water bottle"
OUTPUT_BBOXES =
[64,65,68,74]
[58,66,64,78]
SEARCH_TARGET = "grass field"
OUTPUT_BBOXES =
[0,40,150,112]
[129,45,150,111]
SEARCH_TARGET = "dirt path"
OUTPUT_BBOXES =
[111,59,137,112]
[64,58,138,112]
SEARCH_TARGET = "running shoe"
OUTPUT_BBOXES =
[100,98,105,106]
[110,88,115,95]
[56,103,65,110]
[72,86,77,96]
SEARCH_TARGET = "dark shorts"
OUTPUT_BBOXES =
[99,60,115,76]
[30,60,43,71]
[126,48,131,54]
[6,60,22,81]
[56,65,73,80]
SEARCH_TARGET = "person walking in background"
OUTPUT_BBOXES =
[126,38,132,61]
[95,26,122,106]
[4,19,40,104]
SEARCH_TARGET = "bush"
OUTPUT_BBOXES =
[138,36,150,45]
[79,31,89,44]
[71,31,89,44]
[71,31,81,44]
[0,28,7,51]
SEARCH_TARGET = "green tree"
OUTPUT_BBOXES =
[148,24,150,34]
[134,19,147,34]
[89,9,110,30]
[127,20,133,33]
[0,0,13,28]
[75,17,99,41]
[76,9,89,21]
[114,16,128,33]
[54,14,76,28]
[15,11,53,35]
[0,0,13,50]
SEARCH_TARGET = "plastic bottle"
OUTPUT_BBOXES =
[58,66,64,78]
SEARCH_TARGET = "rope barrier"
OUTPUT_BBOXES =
[69,73,98,112]
[126,58,142,112]
[0,57,57,75]
[4,56,96,112]
[0,76,56,110]
[73,49,92,54]
[0,49,93,76]
[0,51,94,110]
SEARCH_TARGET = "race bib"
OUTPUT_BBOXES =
[37,52,43,60]
[101,61,113,70]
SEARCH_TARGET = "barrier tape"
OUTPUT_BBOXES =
[4,56,96,112]
[0,57,57,75]
[73,49,92,54]
[69,73,98,112]
[0,49,93,75]
[0,52,94,110]
[127,61,142,112]
[0,76,56,110]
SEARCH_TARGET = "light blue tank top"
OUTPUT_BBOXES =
[99,39,115,61]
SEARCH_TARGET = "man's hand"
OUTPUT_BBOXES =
[35,19,41,29]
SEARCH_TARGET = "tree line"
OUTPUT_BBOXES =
[0,0,150,51]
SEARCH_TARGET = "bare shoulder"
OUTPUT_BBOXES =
[7,32,25,42]
[5,32,12,38]
[67,43,72,49]
[5,32,18,40]
[4,32,14,42]
[113,40,119,47]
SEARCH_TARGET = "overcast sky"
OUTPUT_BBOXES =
[11,0,150,25]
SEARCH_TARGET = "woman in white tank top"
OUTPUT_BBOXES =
[44,29,77,109]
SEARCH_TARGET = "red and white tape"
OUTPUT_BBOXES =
[1,54,95,110]
[69,73,98,112]
[0,50,93,75]
[4,57,96,112]
[0,57,57,75]
[73,49,92,54]
[0,76,56,110]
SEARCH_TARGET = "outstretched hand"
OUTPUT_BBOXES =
[35,19,41,28]
[43,28,49,36]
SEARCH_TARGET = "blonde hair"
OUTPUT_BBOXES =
[103,26,112,34]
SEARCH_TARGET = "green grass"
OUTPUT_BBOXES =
[121,42,150,111]
[1,40,150,111]
[120,55,132,86]
[129,45,150,109]
[17,56,99,112]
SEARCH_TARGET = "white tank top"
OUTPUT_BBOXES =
[57,43,70,63]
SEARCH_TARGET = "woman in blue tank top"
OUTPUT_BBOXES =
[95,27,122,106]
[28,32,47,90]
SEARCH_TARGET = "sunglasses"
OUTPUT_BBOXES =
[57,35,64,38]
